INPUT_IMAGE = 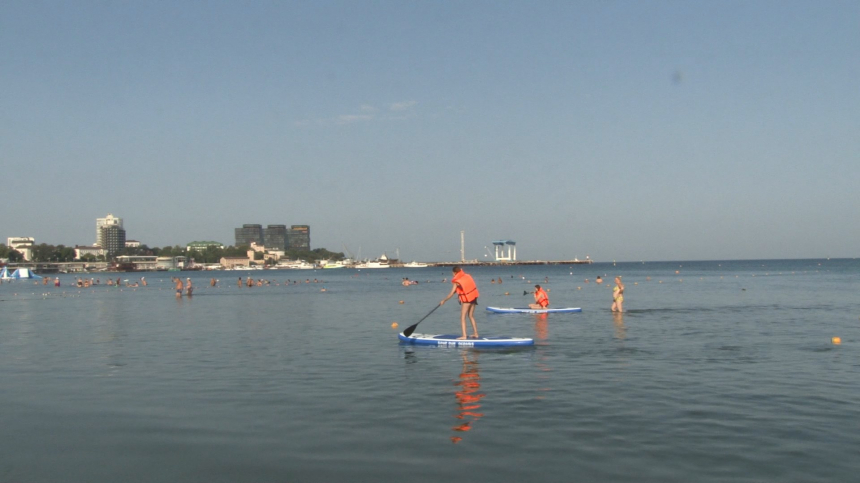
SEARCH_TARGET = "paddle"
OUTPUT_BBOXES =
[402,303,442,337]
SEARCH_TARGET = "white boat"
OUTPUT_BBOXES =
[355,254,390,269]
[404,261,429,268]
[276,260,315,270]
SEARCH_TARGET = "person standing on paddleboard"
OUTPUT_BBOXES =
[440,266,480,339]
[529,284,549,310]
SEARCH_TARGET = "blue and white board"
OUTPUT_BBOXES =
[486,306,582,314]
[399,332,534,348]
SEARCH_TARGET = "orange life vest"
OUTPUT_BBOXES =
[452,271,479,303]
[534,288,549,308]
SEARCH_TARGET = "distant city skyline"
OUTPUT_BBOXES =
[2,1,858,262]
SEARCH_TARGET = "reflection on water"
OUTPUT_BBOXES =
[451,350,484,444]
[533,313,549,340]
[613,312,626,340]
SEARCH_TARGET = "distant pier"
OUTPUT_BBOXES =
[429,259,593,268]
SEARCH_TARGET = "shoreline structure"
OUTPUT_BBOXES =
[4,259,593,274]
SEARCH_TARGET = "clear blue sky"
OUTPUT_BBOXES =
[2,1,858,261]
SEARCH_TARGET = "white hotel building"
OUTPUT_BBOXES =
[96,213,123,247]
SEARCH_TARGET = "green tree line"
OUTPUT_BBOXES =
[0,244,25,262]
[1,243,345,265]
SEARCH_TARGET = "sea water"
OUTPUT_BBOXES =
[1,259,858,482]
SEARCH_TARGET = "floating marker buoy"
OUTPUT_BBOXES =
[504,292,510,295]
[577,287,581,290]
[832,337,841,345]
[391,322,399,329]
[399,300,404,304]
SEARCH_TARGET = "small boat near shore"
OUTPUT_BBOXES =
[275,260,315,270]
[321,259,351,269]
[355,254,390,269]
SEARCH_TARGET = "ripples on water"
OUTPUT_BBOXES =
[1,259,859,482]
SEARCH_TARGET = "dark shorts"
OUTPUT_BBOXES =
[462,298,478,306]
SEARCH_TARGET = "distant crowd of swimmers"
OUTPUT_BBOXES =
[235,277,324,287]
[52,276,151,288]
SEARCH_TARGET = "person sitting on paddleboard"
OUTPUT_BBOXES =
[529,284,549,310]
[440,266,480,340]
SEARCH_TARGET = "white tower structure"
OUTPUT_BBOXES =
[492,240,517,261]
[96,213,123,246]
[460,230,465,263]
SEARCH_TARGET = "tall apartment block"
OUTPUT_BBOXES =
[96,213,123,247]
[100,225,126,255]
[234,224,264,247]
[288,225,310,250]
[264,225,288,251]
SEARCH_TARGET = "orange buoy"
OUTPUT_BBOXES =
[391,322,399,329]
[832,337,841,345]
[399,300,404,304]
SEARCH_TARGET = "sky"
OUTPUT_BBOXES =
[2,0,858,262]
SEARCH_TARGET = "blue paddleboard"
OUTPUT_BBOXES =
[486,306,582,314]
[398,332,534,348]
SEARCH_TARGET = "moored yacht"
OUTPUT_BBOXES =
[355,254,390,269]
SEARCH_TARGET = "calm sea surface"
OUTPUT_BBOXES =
[2,259,859,482]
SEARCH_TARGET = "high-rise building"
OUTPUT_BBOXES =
[288,225,310,250]
[234,224,264,247]
[96,213,123,247]
[100,225,126,255]
[264,225,288,251]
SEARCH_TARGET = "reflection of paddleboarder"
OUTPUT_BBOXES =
[440,266,480,340]
[534,313,549,340]
[451,351,484,444]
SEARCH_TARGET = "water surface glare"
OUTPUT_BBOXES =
[2,259,859,482]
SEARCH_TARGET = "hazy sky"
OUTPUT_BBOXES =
[2,1,858,262]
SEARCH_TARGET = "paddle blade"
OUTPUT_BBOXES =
[403,303,441,337]
[403,323,419,337]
